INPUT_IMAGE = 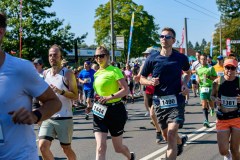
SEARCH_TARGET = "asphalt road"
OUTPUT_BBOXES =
[36,92,223,160]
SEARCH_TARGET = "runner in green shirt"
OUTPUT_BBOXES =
[197,54,217,128]
[90,46,135,160]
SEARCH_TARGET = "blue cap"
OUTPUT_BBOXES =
[217,55,223,60]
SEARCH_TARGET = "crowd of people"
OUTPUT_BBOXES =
[1,12,240,160]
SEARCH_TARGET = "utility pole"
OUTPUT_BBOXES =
[219,16,222,55]
[110,0,115,62]
[184,18,188,56]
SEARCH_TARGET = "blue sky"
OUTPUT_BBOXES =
[49,0,220,47]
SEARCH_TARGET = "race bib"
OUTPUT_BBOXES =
[221,95,238,108]
[92,103,108,118]
[159,95,178,109]
[85,78,91,83]
[201,87,210,93]
[217,72,224,76]
[127,79,131,85]
[0,121,4,145]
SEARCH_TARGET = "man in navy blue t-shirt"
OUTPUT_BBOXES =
[140,27,191,159]
[78,61,95,120]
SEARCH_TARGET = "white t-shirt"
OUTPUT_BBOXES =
[0,53,49,159]
[192,60,201,71]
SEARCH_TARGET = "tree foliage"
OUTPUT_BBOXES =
[188,41,194,49]
[0,0,77,62]
[93,0,160,61]
[214,0,240,56]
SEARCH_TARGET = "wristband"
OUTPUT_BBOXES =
[32,110,42,124]
[111,94,115,97]
[60,90,65,95]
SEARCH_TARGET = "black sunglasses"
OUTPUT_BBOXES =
[160,35,174,40]
[225,66,236,71]
[94,54,106,59]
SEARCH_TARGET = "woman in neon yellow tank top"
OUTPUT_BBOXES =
[91,46,135,160]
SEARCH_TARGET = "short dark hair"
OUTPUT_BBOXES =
[162,27,176,38]
[0,12,7,28]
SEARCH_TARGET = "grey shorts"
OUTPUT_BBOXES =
[38,118,73,145]
[153,97,185,130]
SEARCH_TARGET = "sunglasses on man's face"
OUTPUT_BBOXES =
[225,66,236,71]
[94,54,106,59]
[160,35,174,40]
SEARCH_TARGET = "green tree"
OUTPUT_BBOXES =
[188,41,194,49]
[93,0,160,61]
[200,38,207,52]
[214,0,240,56]
[0,0,78,62]
[194,42,200,51]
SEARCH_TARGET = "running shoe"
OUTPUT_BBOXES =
[177,135,188,156]
[156,132,164,144]
[130,152,135,160]
[145,111,149,116]
[85,114,89,120]
[210,109,215,116]
[223,150,232,160]
[150,120,155,127]
[203,120,210,128]
[131,99,134,104]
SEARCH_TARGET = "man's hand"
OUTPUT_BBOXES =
[151,77,159,86]
[50,84,62,94]
[8,107,37,125]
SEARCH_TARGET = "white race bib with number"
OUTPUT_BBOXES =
[201,87,210,93]
[92,103,108,118]
[221,95,238,108]
[159,95,178,109]
[0,121,4,145]
[85,78,91,83]
[217,72,224,77]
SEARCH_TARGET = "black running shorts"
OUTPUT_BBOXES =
[93,102,127,137]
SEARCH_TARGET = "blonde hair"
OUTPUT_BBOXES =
[96,45,110,55]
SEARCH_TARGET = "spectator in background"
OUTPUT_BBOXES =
[92,63,99,72]
[207,56,215,66]
[213,55,224,78]
[78,61,95,120]
[61,59,68,67]
[33,58,44,77]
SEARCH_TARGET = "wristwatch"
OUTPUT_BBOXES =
[111,94,115,97]
[60,90,65,95]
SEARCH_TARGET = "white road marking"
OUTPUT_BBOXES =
[139,122,216,160]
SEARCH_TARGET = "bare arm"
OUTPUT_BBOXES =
[182,69,191,86]
[63,70,79,100]
[98,78,128,104]
[211,78,219,99]
[9,87,62,125]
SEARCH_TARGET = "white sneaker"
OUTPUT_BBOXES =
[223,150,232,160]
[144,111,149,116]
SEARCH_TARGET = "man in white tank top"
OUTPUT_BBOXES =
[38,45,78,160]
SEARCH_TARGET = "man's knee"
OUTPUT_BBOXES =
[61,144,73,153]
[39,140,51,153]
